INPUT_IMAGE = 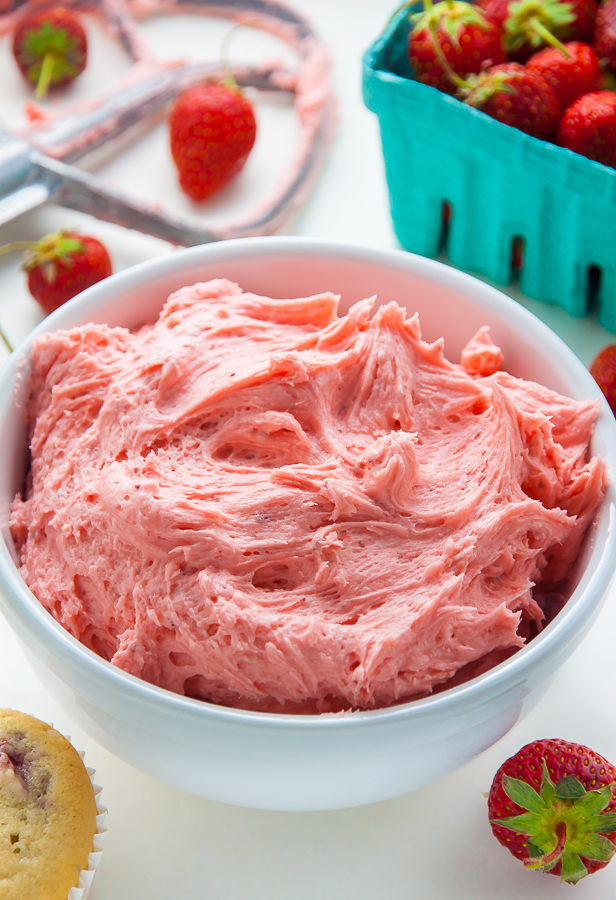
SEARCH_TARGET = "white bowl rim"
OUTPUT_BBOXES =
[1,235,615,730]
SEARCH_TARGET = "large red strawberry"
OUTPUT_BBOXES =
[12,7,87,99]
[590,344,616,414]
[527,41,604,109]
[557,90,616,167]
[478,0,598,58]
[169,82,257,202]
[488,739,616,884]
[460,61,561,138]
[13,231,112,314]
[407,0,505,94]
[595,0,616,70]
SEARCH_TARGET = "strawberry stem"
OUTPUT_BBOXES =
[384,0,414,29]
[428,19,469,88]
[0,241,37,258]
[220,19,257,93]
[0,323,13,354]
[35,50,57,99]
[523,821,567,870]
[528,17,570,55]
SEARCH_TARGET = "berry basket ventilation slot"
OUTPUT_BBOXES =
[362,5,616,332]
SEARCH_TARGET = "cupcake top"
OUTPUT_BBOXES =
[0,709,98,900]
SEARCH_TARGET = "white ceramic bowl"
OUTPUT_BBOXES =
[0,237,615,812]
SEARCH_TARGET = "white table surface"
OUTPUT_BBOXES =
[1,2,615,897]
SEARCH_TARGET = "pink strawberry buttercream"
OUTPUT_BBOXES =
[10,280,607,712]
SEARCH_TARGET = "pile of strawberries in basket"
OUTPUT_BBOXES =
[406,0,616,167]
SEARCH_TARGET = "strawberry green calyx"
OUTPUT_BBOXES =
[22,21,83,98]
[21,231,84,284]
[504,0,574,53]
[491,760,616,884]
[412,0,492,44]
[458,69,515,105]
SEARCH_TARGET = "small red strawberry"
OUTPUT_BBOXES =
[407,0,506,94]
[168,82,257,202]
[488,739,616,884]
[557,90,616,167]
[3,231,112,314]
[478,0,598,58]
[527,41,604,110]
[595,0,616,71]
[460,61,561,138]
[590,344,616,414]
[477,0,523,27]
[12,7,88,99]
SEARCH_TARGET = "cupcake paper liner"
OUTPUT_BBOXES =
[56,733,108,900]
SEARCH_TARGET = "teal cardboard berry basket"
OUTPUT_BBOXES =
[362,7,616,332]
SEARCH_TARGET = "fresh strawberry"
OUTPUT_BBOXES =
[527,41,604,110]
[557,90,616,166]
[595,0,616,70]
[168,82,257,202]
[590,344,616,414]
[478,0,598,58]
[407,0,505,93]
[12,7,87,99]
[15,231,112,314]
[460,61,561,138]
[477,0,522,27]
[488,739,616,884]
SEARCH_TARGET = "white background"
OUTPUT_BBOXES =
[0,1,615,897]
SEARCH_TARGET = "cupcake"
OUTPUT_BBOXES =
[0,709,104,900]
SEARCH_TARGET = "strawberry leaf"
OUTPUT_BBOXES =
[54,237,83,261]
[442,15,464,43]
[22,231,83,276]
[560,852,588,884]
[554,775,586,799]
[502,775,547,813]
[412,0,490,46]
[573,834,616,862]
[461,71,515,107]
[23,21,78,58]
[576,784,613,815]
[491,812,539,834]
[589,812,616,833]
[504,0,575,52]
[539,760,556,806]
[526,840,543,857]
